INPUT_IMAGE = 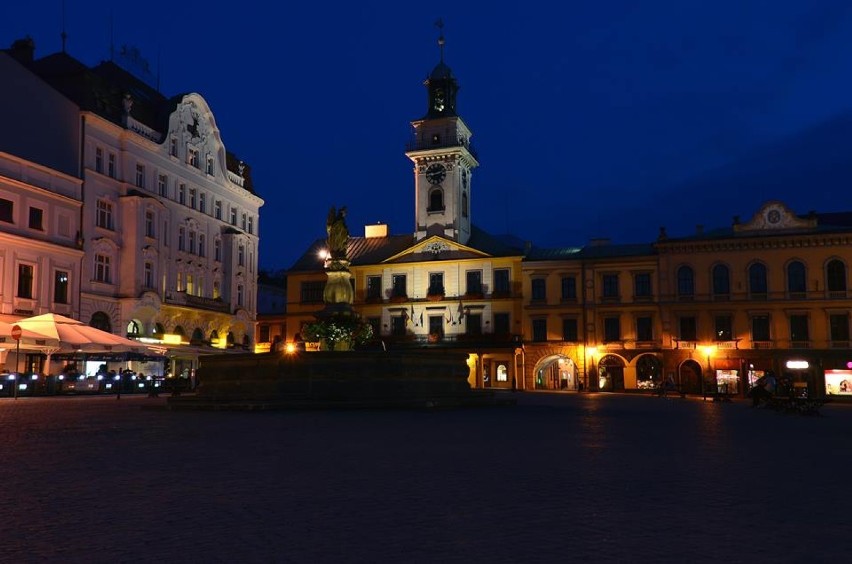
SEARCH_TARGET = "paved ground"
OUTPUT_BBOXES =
[1,392,850,563]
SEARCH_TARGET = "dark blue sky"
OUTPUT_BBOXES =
[5,1,852,269]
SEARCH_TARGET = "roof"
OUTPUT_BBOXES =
[661,211,852,244]
[287,224,527,273]
[19,46,255,193]
[525,243,654,262]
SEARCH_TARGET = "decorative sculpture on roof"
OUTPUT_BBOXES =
[326,206,349,260]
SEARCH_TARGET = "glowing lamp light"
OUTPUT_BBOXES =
[786,360,809,370]
[847,361,852,369]
[284,342,297,355]
[162,334,183,345]
[587,346,598,358]
[318,249,330,261]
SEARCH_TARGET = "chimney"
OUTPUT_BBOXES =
[9,37,35,63]
[364,222,388,238]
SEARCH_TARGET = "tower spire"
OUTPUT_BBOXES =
[61,0,67,52]
[435,18,444,62]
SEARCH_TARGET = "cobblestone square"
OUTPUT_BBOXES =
[1,393,850,563]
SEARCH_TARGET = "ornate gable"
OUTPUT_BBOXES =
[734,200,816,232]
[167,94,225,176]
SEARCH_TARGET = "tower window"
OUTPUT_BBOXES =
[428,189,444,212]
[462,191,468,218]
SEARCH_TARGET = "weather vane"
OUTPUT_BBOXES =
[435,18,445,62]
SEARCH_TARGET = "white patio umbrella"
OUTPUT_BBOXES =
[0,320,62,374]
[13,313,144,353]
[0,320,61,348]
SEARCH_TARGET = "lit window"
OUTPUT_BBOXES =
[145,211,155,238]
[144,262,154,288]
[17,264,34,298]
[96,200,113,230]
[0,198,12,223]
[28,207,43,230]
[94,254,111,284]
[54,270,69,304]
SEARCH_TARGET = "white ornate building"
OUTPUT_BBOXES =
[2,39,263,374]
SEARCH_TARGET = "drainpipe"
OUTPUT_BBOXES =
[77,114,86,319]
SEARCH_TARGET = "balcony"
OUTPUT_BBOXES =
[164,291,230,313]
[406,136,478,160]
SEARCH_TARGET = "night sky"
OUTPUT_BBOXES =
[5,1,852,270]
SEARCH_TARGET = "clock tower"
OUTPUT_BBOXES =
[405,30,479,245]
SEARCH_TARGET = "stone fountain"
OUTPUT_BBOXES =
[167,206,509,411]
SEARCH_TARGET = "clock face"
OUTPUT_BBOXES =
[425,163,446,185]
[767,209,781,224]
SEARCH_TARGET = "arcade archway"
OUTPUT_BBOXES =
[597,354,625,392]
[534,355,579,391]
[679,359,702,395]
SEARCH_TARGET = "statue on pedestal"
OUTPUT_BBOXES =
[326,206,349,261]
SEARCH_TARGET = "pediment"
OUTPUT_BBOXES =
[734,200,816,232]
[384,235,490,263]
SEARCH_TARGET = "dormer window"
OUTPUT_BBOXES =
[188,148,199,168]
[206,156,214,176]
[169,137,178,157]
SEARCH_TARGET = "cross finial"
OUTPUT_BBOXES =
[435,18,445,62]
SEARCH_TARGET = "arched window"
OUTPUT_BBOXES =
[462,191,468,218]
[174,325,186,338]
[90,311,112,333]
[242,334,251,349]
[748,263,768,296]
[787,261,806,295]
[126,320,141,337]
[428,189,444,212]
[210,329,219,343]
[191,327,204,345]
[635,354,662,388]
[227,331,235,348]
[677,266,694,298]
[827,259,847,293]
[712,264,730,297]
